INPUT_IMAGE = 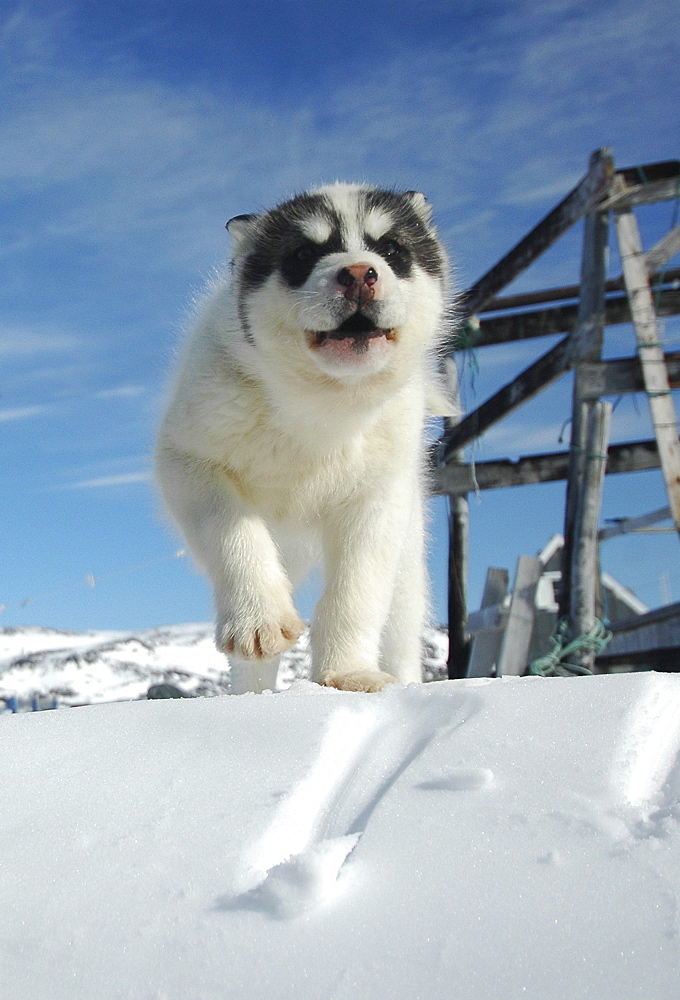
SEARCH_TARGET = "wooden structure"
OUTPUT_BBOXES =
[432,147,680,678]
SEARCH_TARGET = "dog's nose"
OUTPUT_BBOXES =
[336,264,379,300]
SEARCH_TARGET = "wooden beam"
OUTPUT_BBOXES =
[478,267,680,316]
[601,177,680,211]
[614,203,680,534]
[460,147,614,317]
[579,352,680,399]
[560,190,610,620]
[480,567,509,609]
[617,159,680,187]
[599,505,672,541]
[568,401,612,671]
[454,286,680,351]
[447,495,470,679]
[645,225,680,275]
[431,439,662,495]
[496,556,542,676]
[441,336,571,459]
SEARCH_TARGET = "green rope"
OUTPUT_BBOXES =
[570,445,609,462]
[454,316,481,394]
[455,316,482,351]
[529,617,612,677]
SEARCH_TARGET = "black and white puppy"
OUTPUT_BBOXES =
[156,183,451,693]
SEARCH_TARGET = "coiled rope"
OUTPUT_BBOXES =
[529,617,612,677]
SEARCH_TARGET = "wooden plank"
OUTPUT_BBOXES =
[447,286,680,351]
[478,267,680,316]
[480,567,509,609]
[431,439,661,495]
[496,556,542,676]
[601,177,680,211]
[617,159,680,187]
[602,600,680,660]
[466,628,504,679]
[568,402,612,671]
[560,203,610,620]
[441,337,571,459]
[599,505,672,541]
[614,204,680,533]
[443,356,471,681]
[579,353,680,399]
[645,225,680,275]
[447,494,470,679]
[460,148,614,317]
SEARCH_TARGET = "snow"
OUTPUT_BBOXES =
[2,665,680,999]
[0,624,448,706]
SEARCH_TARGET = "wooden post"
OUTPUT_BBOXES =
[614,204,680,535]
[496,556,542,676]
[447,493,470,678]
[560,149,611,616]
[568,401,612,671]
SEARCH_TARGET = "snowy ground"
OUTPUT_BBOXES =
[0,623,450,707]
[2,655,680,999]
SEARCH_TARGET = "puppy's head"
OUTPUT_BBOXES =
[228,184,448,381]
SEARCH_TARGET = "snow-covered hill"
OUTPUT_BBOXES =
[2,670,680,999]
[0,624,448,706]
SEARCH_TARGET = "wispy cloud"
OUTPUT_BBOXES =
[0,404,51,422]
[60,471,152,490]
[91,385,145,400]
[0,327,83,356]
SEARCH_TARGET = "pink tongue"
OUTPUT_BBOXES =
[320,336,369,359]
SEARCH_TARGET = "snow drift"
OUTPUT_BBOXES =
[2,669,680,999]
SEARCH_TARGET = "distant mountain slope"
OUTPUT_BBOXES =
[0,624,448,706]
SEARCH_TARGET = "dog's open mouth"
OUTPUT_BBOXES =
[310,313,396,354]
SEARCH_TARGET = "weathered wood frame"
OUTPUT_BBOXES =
[437,148,680,678]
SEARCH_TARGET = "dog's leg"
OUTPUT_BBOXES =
[311,476,421,692]
[156,448,305,691]
[229,657,281,695]
[379,498,426,684]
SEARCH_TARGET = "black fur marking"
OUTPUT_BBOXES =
[280,233,343,288]
[362,189,446,280]
[234,187,445,343]
[240,192,344,292]
[364,232,413,279]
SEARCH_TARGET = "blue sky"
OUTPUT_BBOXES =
[1,0,679,631]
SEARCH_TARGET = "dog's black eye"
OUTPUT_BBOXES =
[281,241,325,287]
[293,243,316,261]
[380,239,403,259]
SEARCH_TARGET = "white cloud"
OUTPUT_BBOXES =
[61,471,152,490]
[0,404,50,422]
[0,327,83,356]
[92,385,145,400]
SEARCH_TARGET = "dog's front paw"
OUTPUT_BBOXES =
[217,609,305,660]
[319,669,398,693]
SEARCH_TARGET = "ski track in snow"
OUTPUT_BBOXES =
[220,688,486,918]
[613,675,680,837]
[219,673,680,920]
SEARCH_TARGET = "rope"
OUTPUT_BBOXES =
[569,445,609,462]
[454,317,481,394]
[455,316,482,352]
[529,617,612,677]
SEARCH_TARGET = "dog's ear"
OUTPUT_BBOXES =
[226,213,259,245]
[403,191,433,226]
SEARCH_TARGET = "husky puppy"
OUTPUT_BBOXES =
[156,183,450,694]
